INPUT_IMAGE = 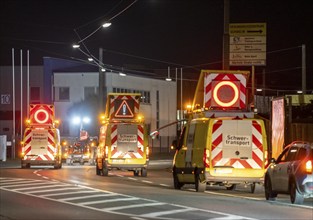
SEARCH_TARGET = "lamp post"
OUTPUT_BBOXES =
[72,116,90,132]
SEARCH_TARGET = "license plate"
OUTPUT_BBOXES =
[214,168,233,174]
[112,159,124,164]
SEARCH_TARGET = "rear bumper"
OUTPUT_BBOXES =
[106,162,148,170]
[205,175,264,185]
[22,159,57,166]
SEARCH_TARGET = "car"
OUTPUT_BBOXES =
[264,141,313,204]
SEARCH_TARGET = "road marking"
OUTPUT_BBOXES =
[27,187,78,194]
[159,183,170,187]
[61,194,114,201]
[141,180,153,184]
[127,177,137,181]
[14,184,67,191]
[140,207,196,218]
[41,190,96,197]
[204,190,263,201]
[0,177,259,220]
[102,202,166,211]
[80,197,140,206]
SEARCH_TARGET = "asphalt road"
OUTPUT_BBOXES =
[1,160,312,220]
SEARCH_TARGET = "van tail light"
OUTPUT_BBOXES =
[264,150,269,168]
[105,146,109,158]
[146,147,149,159]
[203,149,210,168]
[305,160,312,174]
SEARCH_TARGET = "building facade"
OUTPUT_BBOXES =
[0,57,177,157]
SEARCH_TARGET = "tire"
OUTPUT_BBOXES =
[96,164,101,175]
[173,167,184,190]
[195,173,206,192]
[141,168,147,177]
[264,176,277,201]
[290,180,304,204]
[102,164,109,176]
[226,184,236,190]
[250,182,256,193]
[133,170,139,176]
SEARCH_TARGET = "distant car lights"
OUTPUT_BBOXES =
[212,81,239,108]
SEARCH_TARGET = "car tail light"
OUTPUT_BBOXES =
[264,150,269,168]
[203,149,210,168]
[305,160,312,174]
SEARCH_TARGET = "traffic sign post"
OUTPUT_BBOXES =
[229,23,266,66]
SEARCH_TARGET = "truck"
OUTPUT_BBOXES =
[96,93,149,177]
[21,104,62,169]
[172,70,268,192]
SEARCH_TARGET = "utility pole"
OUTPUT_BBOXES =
[223,0,230,70]
[99,47,104,114]
[302,44,306,94]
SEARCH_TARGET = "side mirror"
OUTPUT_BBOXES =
[150,130,159,139]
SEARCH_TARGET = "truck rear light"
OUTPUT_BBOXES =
[146,147,149,158]
[203,149,210,168]
[105,146,109,157]
[305,160,312,174]
[264,150,269,168]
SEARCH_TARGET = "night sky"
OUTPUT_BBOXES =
[0,0,312,92]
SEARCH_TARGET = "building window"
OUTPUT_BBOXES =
[84,87,96,100]
[30,87,40,101]
[59,87,69,101]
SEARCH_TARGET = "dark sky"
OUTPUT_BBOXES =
[0,0,312,92]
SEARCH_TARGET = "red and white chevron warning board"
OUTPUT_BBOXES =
[29,104,54,126]
[110,124,144,159]
[204,71,248,109]
[22,128,56,161]
[210,119,264,169]
[109,95,140,119]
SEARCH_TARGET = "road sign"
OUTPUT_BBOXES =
[229,23,267,66]
[229,23,266,36]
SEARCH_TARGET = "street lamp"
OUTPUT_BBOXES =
[72,116,90,131]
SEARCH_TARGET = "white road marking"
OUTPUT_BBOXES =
[102,202,166,211]
[41,190,96,197]
[159,184,170,187]
[27,187,77,194]
[79,197,140,205]
[61,194,114,201]
[141,180,153,184]
[140,207,196,218]
[14,184,67,191]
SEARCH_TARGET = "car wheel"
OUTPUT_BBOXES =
[133,170,139,176]
[264,176,277,201]
[290,180,304,204]
[102,163,109,176]
[226,184,236,190]
[173,167,184,190]
[195,173,206,192]
[141,168,147,177]
[250,182,256,193]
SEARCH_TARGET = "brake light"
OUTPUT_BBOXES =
[264,150,269,168]
[105,146,109,157]
[203,149,210,168]
[146,147,149,158]
[305,160,312,174]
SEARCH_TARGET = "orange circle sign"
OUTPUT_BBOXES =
[34,109,49,124]
[213,81,239,107]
